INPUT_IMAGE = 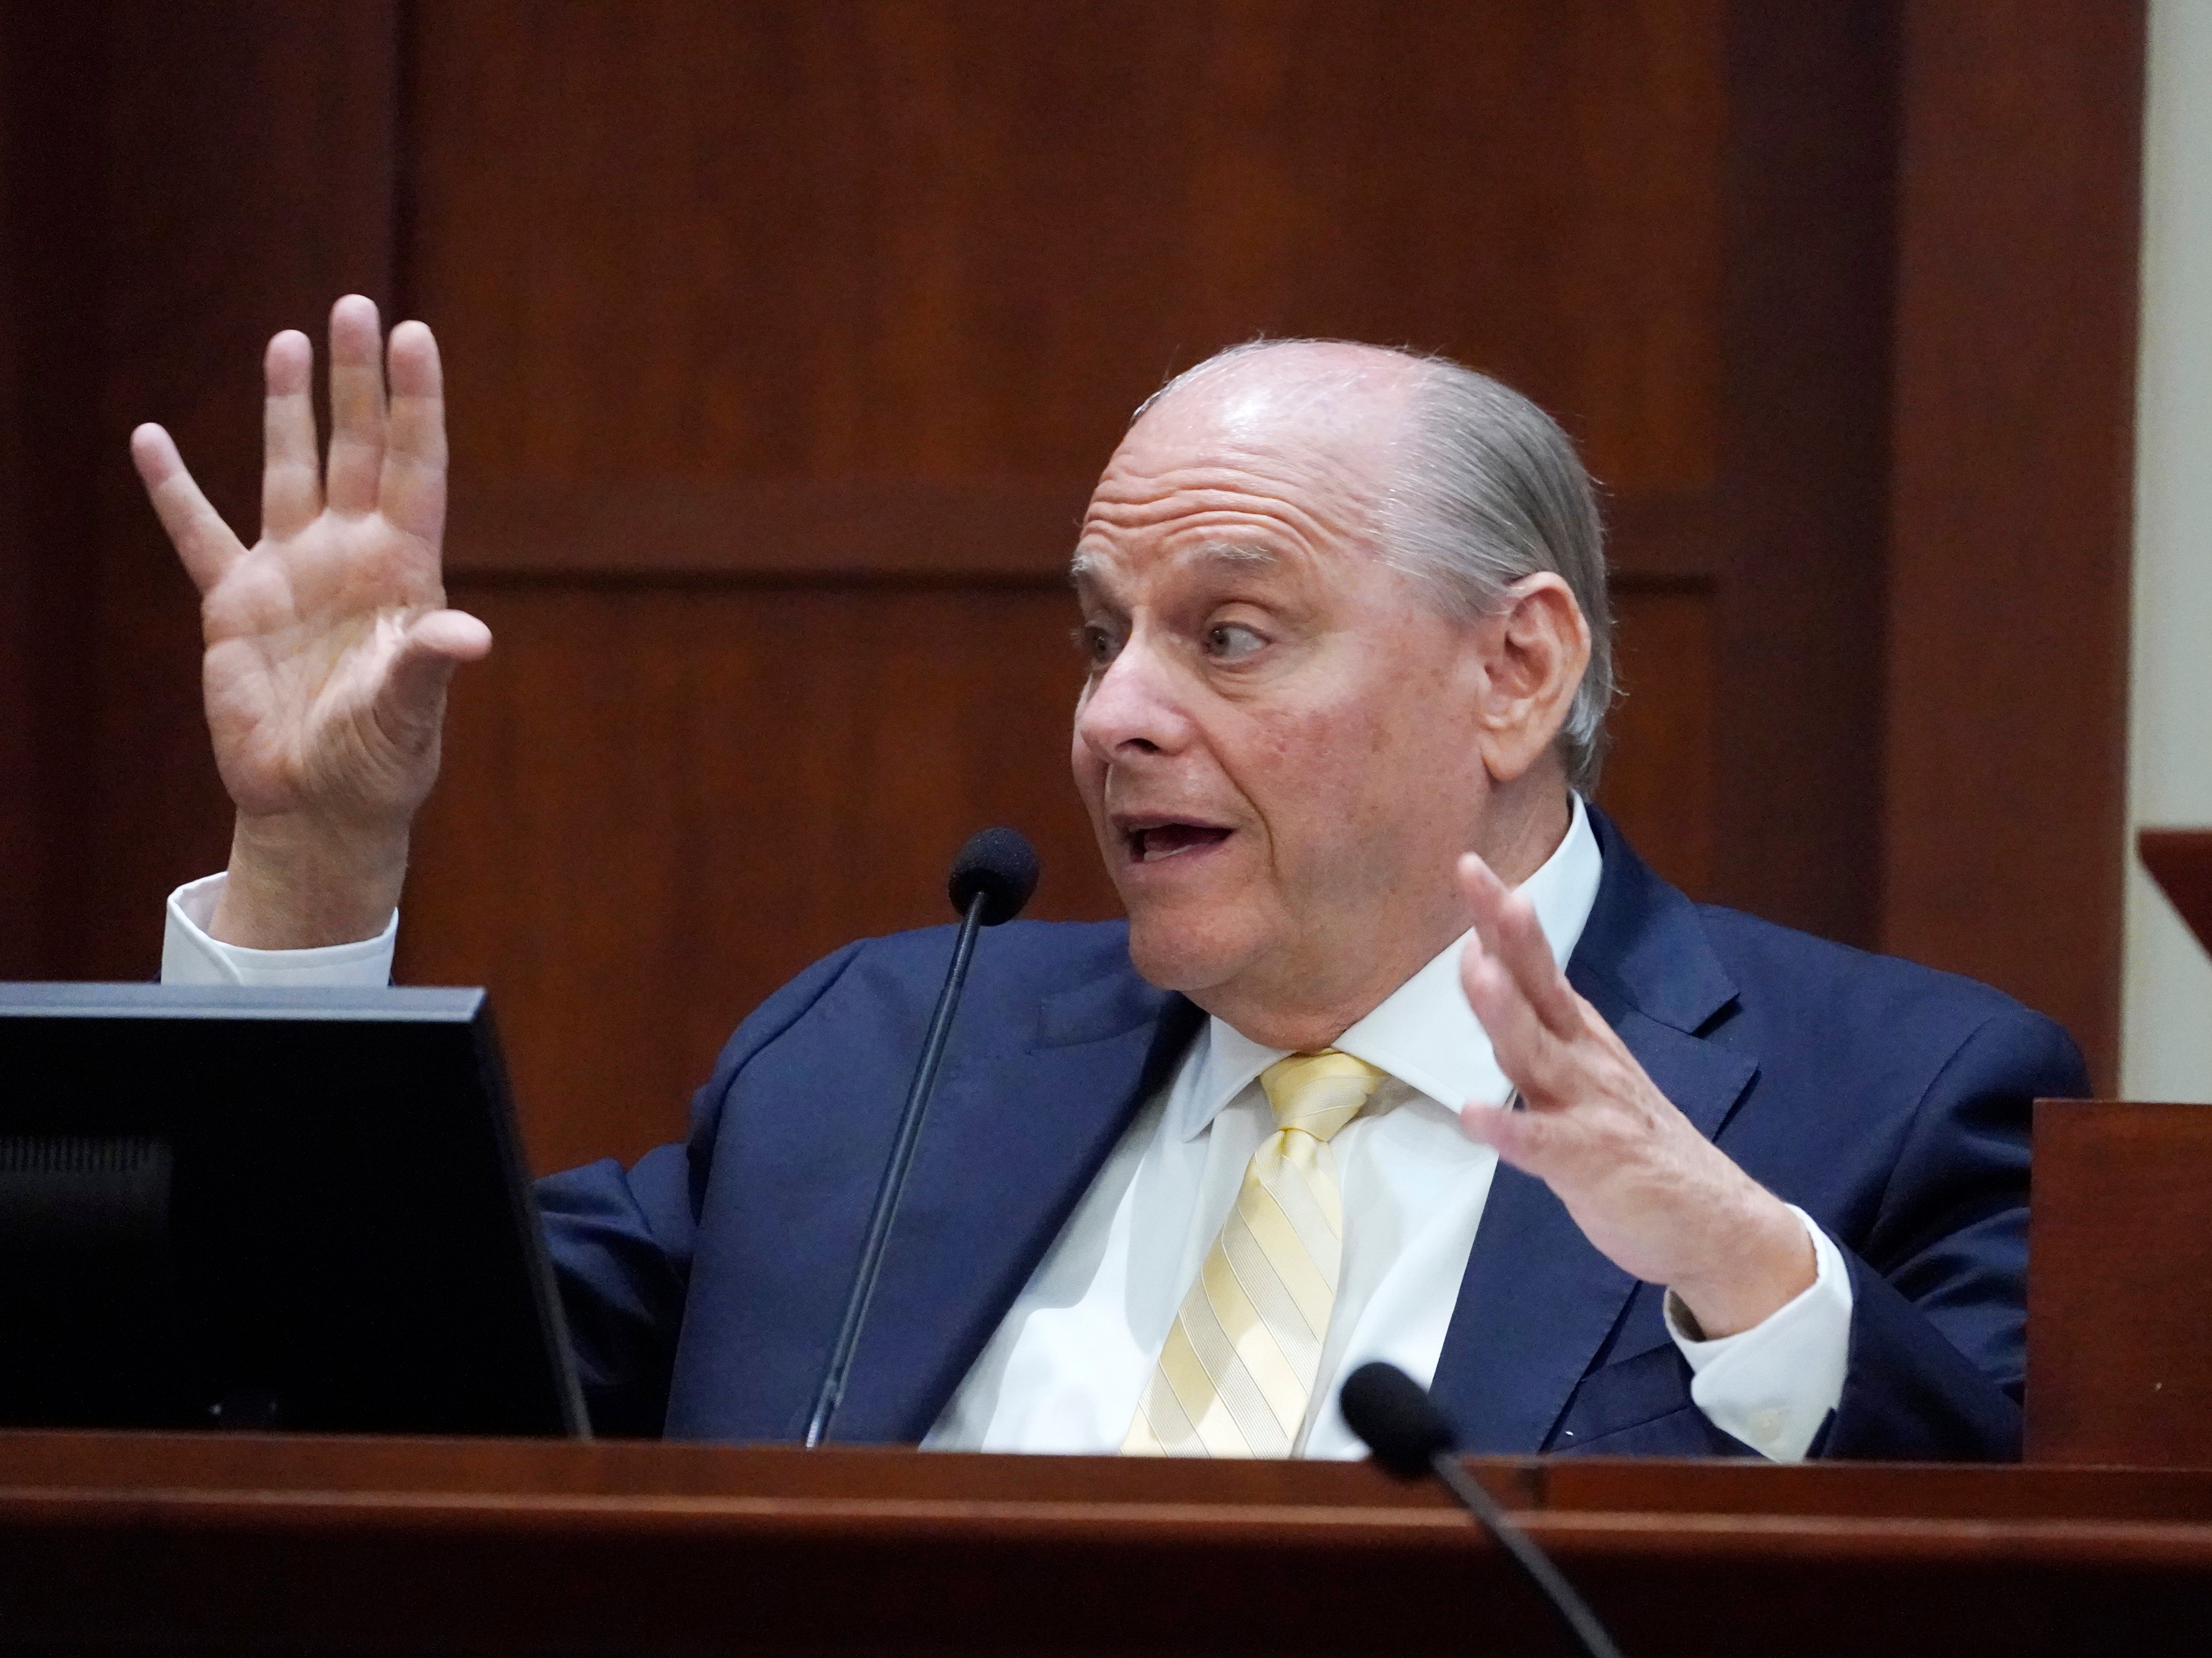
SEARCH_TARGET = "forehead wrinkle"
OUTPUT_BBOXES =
[1079,480,1371,569]
[1087,424,1393,553]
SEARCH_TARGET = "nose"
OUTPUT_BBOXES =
[1075,633,1195,765]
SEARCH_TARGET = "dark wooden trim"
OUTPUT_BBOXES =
[444,480,1724,583]
[445,477,1099,581]
[1711,0,1899,951]
[0,2,110,979]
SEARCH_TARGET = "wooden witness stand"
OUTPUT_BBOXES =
[6,833,2212,1654]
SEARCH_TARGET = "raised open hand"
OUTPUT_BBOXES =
[1453,852,1813,1338]
[131,295,490,947]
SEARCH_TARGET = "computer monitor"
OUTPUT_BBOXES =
[0,983,586,1437]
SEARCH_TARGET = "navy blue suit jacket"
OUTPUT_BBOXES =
[539,806,2086,1458]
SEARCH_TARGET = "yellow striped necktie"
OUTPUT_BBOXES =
[1124,1048,1389,1457]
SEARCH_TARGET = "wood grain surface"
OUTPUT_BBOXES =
[2028,1100,2212,1466]
[2,1431,2210,1654]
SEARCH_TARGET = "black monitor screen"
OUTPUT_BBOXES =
[0,983,585,1437]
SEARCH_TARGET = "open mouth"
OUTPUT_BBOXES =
[1126,823,1233,863]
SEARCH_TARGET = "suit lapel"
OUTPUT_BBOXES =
[1429,806,1757,1452]
[827,967,1202,1442]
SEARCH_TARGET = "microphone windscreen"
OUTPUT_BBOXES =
[948,827,1041,927]
[1340,1360,1454,1477]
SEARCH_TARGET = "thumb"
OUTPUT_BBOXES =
[375,608,492,753]
[408,606,493,664]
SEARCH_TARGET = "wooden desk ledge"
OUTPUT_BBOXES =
[4,1432,2210,1657]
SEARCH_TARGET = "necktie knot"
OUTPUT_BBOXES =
[1259,1049,1387,1144]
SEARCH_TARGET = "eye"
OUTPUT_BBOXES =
[1205,622,1265,662]
[1074,623,1120,669]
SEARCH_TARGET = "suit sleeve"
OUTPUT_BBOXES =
[534,940,865,1434]
[1819,1004,2088,1459]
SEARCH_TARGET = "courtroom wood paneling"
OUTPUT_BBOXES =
[1596,579,1718,900]
[1883,2,2143,1088]
[1710,1,1897,951]
[6,3,2143,1159]
[409,0,1725,493]
[2028,1101,2212,1467]
[0,3,106,979]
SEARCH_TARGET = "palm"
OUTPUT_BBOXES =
[202,506,444,820]
[134,298,489,830]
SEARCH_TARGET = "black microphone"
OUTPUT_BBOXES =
[803,827,1041,1447]
[1340,1362,1625,1658]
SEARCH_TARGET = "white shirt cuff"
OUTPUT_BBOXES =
[1664,1204,1852,1463]
[160,873,399,988]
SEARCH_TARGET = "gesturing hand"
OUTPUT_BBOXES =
[1453,853,1813,1338]
[131,295,490,948]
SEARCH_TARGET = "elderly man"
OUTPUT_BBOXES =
[135,297,2081,1460]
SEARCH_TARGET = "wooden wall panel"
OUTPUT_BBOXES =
[410,0,1725,496]
[1883,1,2142,1087]
[2027,1101,2212,1466]
[1597,580,1718,902]
[1709,1,1896,951]
[399,577,1713,1174]
[0,2,105,979]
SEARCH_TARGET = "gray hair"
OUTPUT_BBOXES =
[1138,341,1616,791]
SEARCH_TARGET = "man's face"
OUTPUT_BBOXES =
[1070,361,1497,1044]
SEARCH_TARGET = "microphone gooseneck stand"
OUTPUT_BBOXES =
[803,827,1039,1449]
[1340,1361,1625,1658]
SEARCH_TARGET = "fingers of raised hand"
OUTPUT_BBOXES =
[262,329,320,539]
[1456,1095,1563,1169]
[1459,931,1564,1094]
[323,295,388,516]
[379,320,447,544]
[1457,853,1584,1039]
[131,423,246,593]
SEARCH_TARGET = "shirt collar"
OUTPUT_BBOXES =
[1172,793,1605,1139]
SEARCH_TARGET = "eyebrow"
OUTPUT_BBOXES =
[1189,540,1282,571]
[1068,540,1283,589]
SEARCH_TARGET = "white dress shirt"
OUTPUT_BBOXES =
[160,795,1852,1460]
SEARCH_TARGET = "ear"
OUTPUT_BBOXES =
[1471,574,1592,784]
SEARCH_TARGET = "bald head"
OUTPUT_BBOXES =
[1114,342,1424,542]
[1131,338,1426,439]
